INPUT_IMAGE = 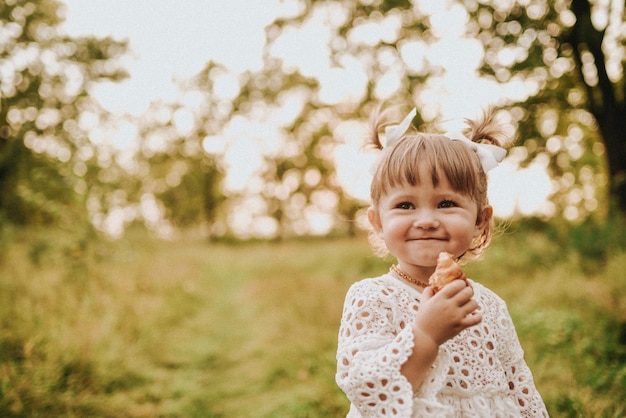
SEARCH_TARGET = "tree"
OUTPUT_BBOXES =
[0,0,128,227]
[187,59,358,238]
[130,100,226,235]
[465,0,626,219]
[186,3,436,238]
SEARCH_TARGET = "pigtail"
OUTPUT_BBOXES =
[462,107,508,147]
[366,107,389,151]
[367,112,385,151]
[366,107,410,151]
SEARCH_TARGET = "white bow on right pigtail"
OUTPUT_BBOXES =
[444,131,506,172]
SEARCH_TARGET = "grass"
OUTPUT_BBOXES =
[0,222,625,417]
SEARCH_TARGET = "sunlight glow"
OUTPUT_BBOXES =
[270,11,332,78]
[62,0,286,114]
[60,0,561,236]
[223,136,263,192]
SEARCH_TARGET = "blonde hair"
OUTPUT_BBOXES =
[368,108,508,261]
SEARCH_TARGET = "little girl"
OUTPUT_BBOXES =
[336,108,548,417]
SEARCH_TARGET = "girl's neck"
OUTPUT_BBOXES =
[399,262,434,279]
[392,264,434,289]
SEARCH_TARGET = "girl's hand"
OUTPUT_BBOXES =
[415,280,482,345]
[399,280,482,389]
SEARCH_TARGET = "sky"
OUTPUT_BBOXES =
[60,0,553,231]
[61,0,288,114]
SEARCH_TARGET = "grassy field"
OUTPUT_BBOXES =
[0,222,625,417]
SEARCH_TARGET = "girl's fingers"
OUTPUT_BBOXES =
[437,279,467,296]
[446,283,475,307]
[422,286,435,301]
[462,310,483,327]
[418,282,482,340]
[461,299,481,316]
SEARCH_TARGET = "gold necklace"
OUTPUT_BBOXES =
[390,265,429,288]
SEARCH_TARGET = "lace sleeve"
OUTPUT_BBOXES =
[336,279,416,417]
[494,296,549,418]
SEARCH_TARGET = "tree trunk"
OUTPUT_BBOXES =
[570,0,626,216]
[597,106,626,216]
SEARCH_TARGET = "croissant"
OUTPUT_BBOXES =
[429,252,467,293]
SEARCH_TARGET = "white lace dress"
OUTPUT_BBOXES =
[336,272,549,417]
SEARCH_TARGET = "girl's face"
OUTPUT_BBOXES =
[368,165,491,281]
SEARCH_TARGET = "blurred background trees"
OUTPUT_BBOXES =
[467,0,626,220]
[0,0,128,228]
[212,0,624,223]
[1,0,625,239]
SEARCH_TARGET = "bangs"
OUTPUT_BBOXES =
[371,134,485,204]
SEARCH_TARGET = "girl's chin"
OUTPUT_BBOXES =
[398,257,438,270]
[411,249,451,261]
[400,254,448,269]
[405,263,437,271]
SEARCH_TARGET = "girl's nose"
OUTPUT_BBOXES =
[413,212,439,229]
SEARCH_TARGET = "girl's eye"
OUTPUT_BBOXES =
[397,202,414,210]
[438,200,456,209]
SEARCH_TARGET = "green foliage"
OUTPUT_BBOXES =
[510,214,626,273]
[1,224,625,416]
[463,0,626,216]
[0,0,129,227]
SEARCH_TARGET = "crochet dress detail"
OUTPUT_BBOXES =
[336,273,549,418]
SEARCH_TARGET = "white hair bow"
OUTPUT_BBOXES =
[445,131,507,172]
[384,108,417,148]
[383,108,506,172]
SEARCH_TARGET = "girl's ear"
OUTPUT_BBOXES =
[367,207,383,235]
[474,205,493,237]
